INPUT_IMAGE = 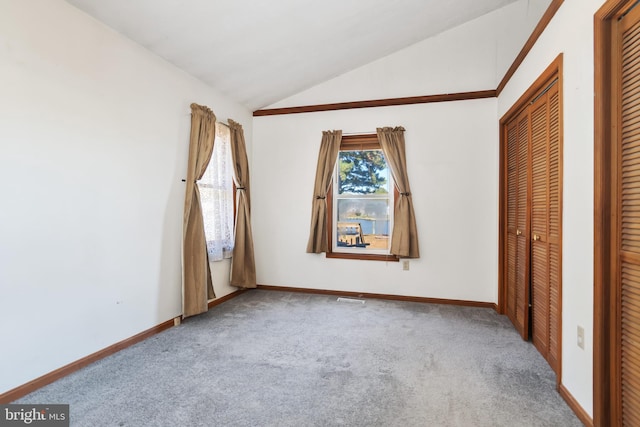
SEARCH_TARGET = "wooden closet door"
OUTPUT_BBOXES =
[505,109,530,339]
[616,5,640,424]
[530,92,549,358]
[506,120,518,326]
[530,81,560,374]
[548,85,561,372]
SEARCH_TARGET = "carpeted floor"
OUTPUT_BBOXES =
[18,290,583,426]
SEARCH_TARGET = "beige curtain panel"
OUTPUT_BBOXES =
[228,119,257,288]
[306,130,342,253]
[182,103,216,318]
[377,126,420,258]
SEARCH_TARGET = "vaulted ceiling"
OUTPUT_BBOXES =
[65,0,521,110]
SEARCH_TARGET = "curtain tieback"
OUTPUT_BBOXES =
[236,186,246,190]
[400,192,411,196]
[315,196,326,200]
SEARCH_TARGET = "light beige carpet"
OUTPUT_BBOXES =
[18,290,583,426]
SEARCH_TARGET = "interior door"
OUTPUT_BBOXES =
[502,59,562,376]
[505,109,530,340]
[529,80,560,374]
[615,4,640,424]
[530,90,550,359]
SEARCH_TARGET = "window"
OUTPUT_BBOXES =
[199,123,234,261]
[327,134,398,261]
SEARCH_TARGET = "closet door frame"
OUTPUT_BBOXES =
[498,54,564,380]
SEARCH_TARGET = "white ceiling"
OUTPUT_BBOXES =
[65,0,520,110]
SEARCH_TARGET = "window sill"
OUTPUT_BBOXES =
[325,252,399,262]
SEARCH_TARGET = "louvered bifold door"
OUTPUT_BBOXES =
[617,5,640,425]
[505,109,531,339]
[547,84,561,373]
[506,120,519,328]
[529,79,561,374]
[531,91,550,360]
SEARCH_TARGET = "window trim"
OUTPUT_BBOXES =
[326,133,399,262]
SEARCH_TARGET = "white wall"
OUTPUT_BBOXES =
[495,0,553,79]
[254,100,499,301]
[0,0,251,394]
[496,0,604,417]
[268,0,550,108]
[251,3,548,303]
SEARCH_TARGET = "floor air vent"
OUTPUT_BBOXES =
[336,297,365,304]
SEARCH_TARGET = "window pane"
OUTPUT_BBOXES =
[336,198,390,251]
[338,150,390,195]
[199,124,234,261]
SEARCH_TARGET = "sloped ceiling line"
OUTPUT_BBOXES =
[253,0,564,116]
[65,0,522,110]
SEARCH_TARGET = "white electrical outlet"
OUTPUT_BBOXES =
[577,325,585,349]
[402,260,410,271]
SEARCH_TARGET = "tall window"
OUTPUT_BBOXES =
[328,134,396,261]
[199,123,234,261]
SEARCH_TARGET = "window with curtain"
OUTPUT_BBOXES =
[198,123,234,261]
[327,134,398,261]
